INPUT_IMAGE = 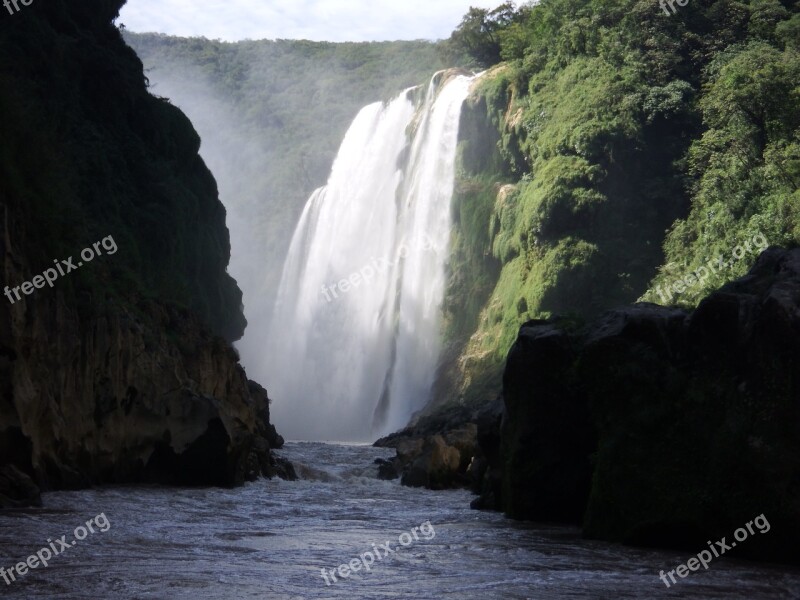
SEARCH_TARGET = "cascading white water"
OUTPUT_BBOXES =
[264,72,475,441]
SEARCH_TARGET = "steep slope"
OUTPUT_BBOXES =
[0,0,288,506]
[429,0,799,416]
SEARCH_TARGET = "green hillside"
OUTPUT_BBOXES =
[436,0,799,409]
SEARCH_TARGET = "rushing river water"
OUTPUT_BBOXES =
[1,442,799,599]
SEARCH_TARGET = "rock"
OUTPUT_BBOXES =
[0,299,293,490]
[480,247,800,564]
[374,457,400,480]
[470,396,504,508]
[265,455,298,481]
[498,317,597,523]
[0,0,292,497]
[378,431,472,490]
[248,380,285,450]
[374,407,479,490]
[401,435,462,490]
[443,423,478,472]
[377,461,400,481]
[375,402,476,446]
[395,438,425,464]
[400,464,428,488]
[0,465,41,508]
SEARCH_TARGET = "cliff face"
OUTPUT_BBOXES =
[473,247,800,564]
[0,0,289,505]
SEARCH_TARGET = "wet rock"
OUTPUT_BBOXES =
[443,423,478,473]
[376,459,400,481]
[266,455,297,481]
[469,396,504,509]
[497,317,596,523]
[0,465,41,509]
[395,438,425,464]
[375,405,481,490]
[401,435,462,490]
[1,297,291,490]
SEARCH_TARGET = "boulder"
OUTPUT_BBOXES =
[401,435,462,490]
[374,406,479,490]
[469,396,504,509]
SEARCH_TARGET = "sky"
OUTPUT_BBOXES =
[117,0,501,43]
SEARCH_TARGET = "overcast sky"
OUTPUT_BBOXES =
[118,0,501,42]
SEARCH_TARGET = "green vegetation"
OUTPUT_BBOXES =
[438,3,521,68]
[438,0,799,409]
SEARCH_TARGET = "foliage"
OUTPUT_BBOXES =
[441,0,799,407]
[644,40,800,305]
[439,2,522,68]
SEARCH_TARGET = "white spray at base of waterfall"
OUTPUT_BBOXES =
[263,72,476,441]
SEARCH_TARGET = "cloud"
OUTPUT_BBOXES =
[118,0,500,42]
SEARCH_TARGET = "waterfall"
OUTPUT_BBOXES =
[263,71,475,442]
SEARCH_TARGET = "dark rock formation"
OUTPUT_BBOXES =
[0,465,41,509]
[0,0,291,503]
[474,248,800,563]
[400,435,462,489]
[375,458,400,481]
[1,297,292,494]
[469,396,504,509]
[375,419,478,490]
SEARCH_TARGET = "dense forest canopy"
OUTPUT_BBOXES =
[434,0,799,409]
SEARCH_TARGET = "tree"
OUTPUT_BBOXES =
[443,2,518,68]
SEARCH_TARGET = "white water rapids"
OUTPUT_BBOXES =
[262,72,476,441]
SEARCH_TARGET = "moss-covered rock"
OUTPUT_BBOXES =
[476,247,800,564]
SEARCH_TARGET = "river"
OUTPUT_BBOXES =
[1,442,798,599]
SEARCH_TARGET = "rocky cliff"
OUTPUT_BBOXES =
[0,0,291,507]
[473,247,800,564]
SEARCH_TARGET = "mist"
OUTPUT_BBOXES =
[134,59,317,431]
[126,34,447,440]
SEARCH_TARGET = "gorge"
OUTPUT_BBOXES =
[2,0,800,598]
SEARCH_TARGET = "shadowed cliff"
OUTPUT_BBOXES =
[0,0,291,506]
